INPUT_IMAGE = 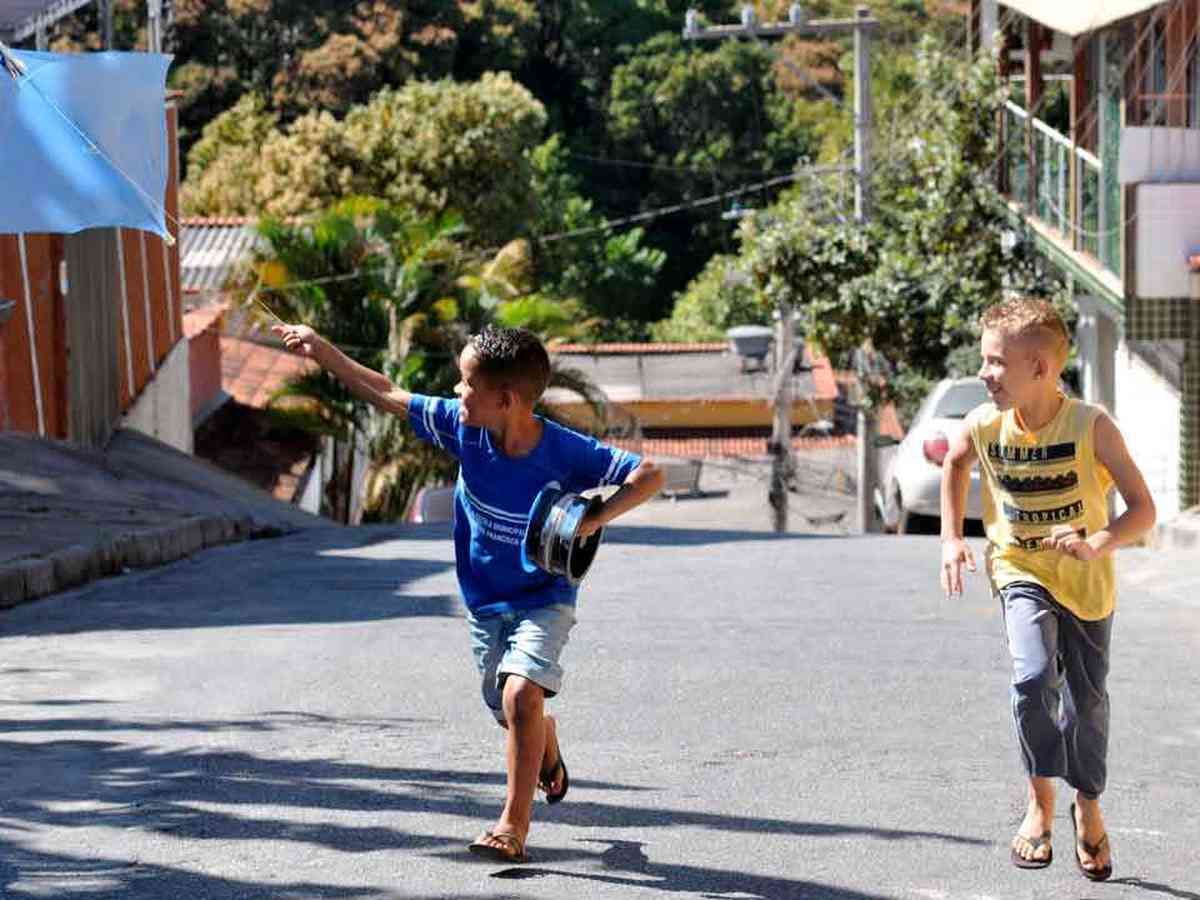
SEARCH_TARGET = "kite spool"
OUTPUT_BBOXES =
[522,486,605,586]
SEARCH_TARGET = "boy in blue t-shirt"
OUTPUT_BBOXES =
[275,322,665,863]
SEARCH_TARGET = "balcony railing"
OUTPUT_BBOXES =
[1002,101,1120,279]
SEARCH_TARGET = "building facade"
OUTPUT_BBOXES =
[0,101,186,451]
[975,0,1200,516]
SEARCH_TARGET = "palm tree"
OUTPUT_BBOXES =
[233,199,613,521]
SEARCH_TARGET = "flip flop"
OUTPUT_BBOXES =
[468,830,528,864]
[539,754,569,805]
[1010,830,1053,869]
[1070,803,1113,882]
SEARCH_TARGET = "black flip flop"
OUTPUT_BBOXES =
[1011,831,1053,869]
[1070,803,1113,882]
[540,754,569,804]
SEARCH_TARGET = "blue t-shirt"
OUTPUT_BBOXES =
[409,394,642,616]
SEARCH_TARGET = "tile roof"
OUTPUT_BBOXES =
[545,344,838,403]
[551,342,728,354]
[609,434,858,459]
[220,337,317,410]
[182,302,226,340]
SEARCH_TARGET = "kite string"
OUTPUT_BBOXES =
[15,55,180,246]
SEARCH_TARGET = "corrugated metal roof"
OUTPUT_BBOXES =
[1,0,95,42]
[180,218,260,294]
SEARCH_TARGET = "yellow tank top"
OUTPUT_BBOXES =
[967,394,1115,620]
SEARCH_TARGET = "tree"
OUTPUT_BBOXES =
[238,200,611,521]
[750,39,1065,401]
[650,253,766,342]
[603,32,821,296]
[527,135,667,333]
[183,74,547,247]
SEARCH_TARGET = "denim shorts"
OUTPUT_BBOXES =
[465,603,576,725]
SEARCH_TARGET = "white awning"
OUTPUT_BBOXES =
[997,1,1164,37]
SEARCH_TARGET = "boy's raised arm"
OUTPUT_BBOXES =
[939,425,978,596]
[274,324,412,417]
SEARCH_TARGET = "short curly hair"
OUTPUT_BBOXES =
[981,297,1070,368]
[468,327,551,403]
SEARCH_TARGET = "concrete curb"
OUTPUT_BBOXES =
[0,515,279,610]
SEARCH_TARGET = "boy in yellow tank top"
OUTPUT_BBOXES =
[939,298,1156,882]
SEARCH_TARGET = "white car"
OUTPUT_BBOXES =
[876,377,990,534]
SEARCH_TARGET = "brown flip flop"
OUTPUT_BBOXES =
[1070,803,1113,882]
[1011,830,1053,869]
[539,754,569,805]
[468,830,528,864]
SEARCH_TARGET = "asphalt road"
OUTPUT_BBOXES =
[1,490,1197,899]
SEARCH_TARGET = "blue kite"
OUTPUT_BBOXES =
[0,44,172,241]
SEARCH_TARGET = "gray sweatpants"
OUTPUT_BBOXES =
[999,581,1113,798]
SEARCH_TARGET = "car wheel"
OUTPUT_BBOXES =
[898,508,939,536]
[881,482,901,534]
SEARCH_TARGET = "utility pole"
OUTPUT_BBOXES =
[147,0,163,53]
[684,4,879,533]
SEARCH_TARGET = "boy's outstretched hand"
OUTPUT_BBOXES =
[940,537,977,598]
[272,324,322,359]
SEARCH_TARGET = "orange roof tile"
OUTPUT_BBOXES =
[608,434,858,459]
[550,342,728,354]
[220,337,317,409]
[182,302,226,339]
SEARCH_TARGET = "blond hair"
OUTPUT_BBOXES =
[981,297,1069,368]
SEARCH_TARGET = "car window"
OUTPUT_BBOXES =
[934,381,989,419]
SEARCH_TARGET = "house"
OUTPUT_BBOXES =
[1,0,186,452]
[542,341,885,458]
[973,0,1200,516]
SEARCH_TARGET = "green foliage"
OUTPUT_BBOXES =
[528,135,667,331]
[744,38,1066,407]
[650,254,766,342]
[238,200,610,519]
[181,93,279,217]
[602,32,821,295]
[183,74,547,247]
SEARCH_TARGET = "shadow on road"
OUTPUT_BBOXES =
[1111,878,1200,900]
[604,525,846,547]
[0,527,459,637]
[487,837,893,899]
[0,707,985,899]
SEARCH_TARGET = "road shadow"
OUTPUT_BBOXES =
[0,527,459,636]
[0,846,389,900]
[486,837,892,899]
[1111,878,1200,900]
[603,525,846,547]
[0,709,983,898]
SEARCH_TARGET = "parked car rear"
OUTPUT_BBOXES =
[876,378,990,535]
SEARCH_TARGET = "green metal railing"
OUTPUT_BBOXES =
[1002,101,1118,280]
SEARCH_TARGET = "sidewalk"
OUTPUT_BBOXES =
[0,430,326,609]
